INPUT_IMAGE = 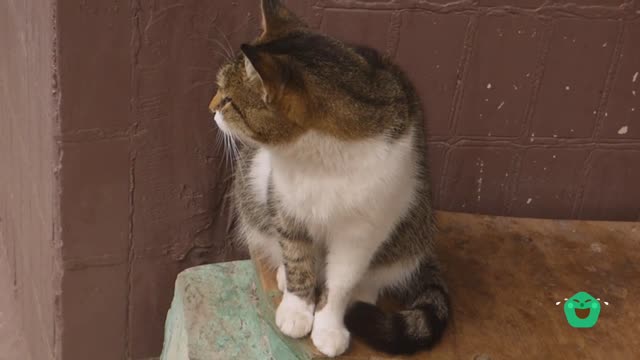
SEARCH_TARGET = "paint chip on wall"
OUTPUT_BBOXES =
[618,126,628,135]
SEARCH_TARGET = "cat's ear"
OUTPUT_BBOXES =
[260,0,305,37]
[241,43,291,104]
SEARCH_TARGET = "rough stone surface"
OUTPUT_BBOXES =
[160,261,274,360]
[163,212,640,359]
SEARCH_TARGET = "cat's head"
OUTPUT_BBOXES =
[208,0,312,145]
[209,0,374,145]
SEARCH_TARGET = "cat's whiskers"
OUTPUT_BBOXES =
[215,24,235,59]
[229,134,242,174]
[214,128,224,154]
[204,38,233,62]
[206,12,236,59]
[219,130,242,177]
[210,49,233,62]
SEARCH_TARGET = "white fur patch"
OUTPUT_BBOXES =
[249,149,271,204]
[367,257,422,292]
[269,129,418,228]
[214,111,231,134]
[312,307,350,357]
[243,126,421,356]
[349,257,421,305]
[275,292,314,338]
[276,264,286,292]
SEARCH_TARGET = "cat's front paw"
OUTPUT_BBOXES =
[276,292,314,338]
[311,309,350,357]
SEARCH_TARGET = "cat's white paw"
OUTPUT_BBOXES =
[311,309,350,357]
[276,264,286,292]
[276,292,314,338]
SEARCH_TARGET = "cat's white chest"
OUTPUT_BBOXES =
[249,147,344,222]
[273,162,353,222]
[249,130,417,232]
[249,148,272,204]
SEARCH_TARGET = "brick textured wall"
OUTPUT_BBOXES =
[124,0,638,355]
[302,0,640,221]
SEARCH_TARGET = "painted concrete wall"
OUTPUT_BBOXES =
[0,1,60,359]
[1,0,639,359]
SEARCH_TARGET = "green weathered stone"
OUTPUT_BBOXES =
[161,261,281,360]
[161,260,311,360]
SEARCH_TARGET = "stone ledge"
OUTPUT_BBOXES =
[161,212,640,359]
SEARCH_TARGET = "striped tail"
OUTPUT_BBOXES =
[344,274,450,354]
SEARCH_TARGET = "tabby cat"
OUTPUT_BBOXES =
[208,0,450,356]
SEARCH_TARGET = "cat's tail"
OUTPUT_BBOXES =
[344,263,450,355]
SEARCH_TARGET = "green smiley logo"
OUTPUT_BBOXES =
[564,291,601,328]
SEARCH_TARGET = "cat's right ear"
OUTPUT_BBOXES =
[241,43,290,104]
[242,45,262,83]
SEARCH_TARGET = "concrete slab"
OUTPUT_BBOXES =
[162,212,640,359]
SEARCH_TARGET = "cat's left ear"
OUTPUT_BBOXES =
[241,43,292,104]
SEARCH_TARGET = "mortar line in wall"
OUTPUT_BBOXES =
[571,148,596,219]
[447,15,477,137]
[125,0,142,359]
[386,11,402,59]
[125,153,137,360]
[503,17,553,215]
[436,145,452,210]
[569,21,627,219]
[503,149,524,216]
[428,139,640,150]
[50,0,64,357]
[591,21,626,140]
[437,16,477,206]
[519,18,552,143]
[318,4,639,21]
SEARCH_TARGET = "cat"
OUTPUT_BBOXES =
[208,0,450,357]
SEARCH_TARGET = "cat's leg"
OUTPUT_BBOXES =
[275,225,316,339]
[311,221,389,357]
[278,241,325,293]
[278,240,324,293]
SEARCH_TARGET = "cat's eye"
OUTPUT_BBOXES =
[221,97,232,106]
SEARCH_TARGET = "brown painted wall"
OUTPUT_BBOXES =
[63,0,640,358]
[0,0,60,359]
[55,1,247,358]
[2,1,640,360]
[308,0,640,221]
